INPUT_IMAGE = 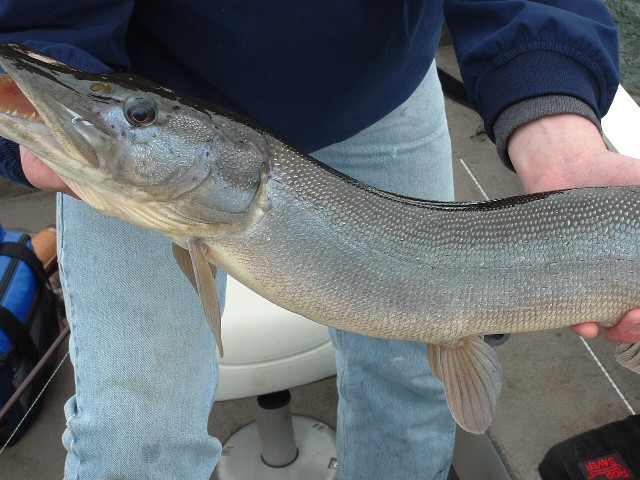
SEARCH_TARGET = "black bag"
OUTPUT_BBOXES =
[539,414,640,480]
[0,224,59,446]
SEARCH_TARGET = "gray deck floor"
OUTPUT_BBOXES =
[0,44,638,479]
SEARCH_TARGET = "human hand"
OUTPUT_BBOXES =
[508,114,640,344]
[20,146,78,197]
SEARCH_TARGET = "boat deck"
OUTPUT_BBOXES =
[0,44,638,479]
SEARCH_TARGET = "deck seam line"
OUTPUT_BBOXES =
[458,158,490,200]
[578,337,636,414]
[458,157,636,415]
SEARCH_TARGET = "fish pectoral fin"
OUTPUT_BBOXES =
[615,341,640,373]
[183,237,224,357]
[172,242,197,290]
[427,336,503,434]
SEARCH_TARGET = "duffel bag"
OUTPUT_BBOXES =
[0,223,59,446]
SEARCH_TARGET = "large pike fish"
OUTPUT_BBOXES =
[0,44,638,434]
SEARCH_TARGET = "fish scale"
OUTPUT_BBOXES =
[0,43,637,434]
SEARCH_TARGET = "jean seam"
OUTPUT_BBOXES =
[57,194,83,479]
[330,327,351,480]
[437,421,457,480]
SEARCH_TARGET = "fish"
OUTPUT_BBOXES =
[0,43,638,434]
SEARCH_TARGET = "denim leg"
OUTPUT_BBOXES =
[311,61,456,480]
[58,195,226,479]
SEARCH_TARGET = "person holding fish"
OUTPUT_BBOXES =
[0,1,639,479]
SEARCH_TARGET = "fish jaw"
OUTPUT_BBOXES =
[0,45,117,183]
[0,86,62,162]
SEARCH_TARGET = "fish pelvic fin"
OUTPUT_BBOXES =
[615,341,640,373]
[172,240,224,357]
[427,336,503,434]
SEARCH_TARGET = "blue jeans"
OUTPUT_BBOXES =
[58,61,455,479]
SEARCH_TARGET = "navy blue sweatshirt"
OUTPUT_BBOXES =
[0,0,619,185]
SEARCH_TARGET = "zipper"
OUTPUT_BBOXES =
[0,234,30,305]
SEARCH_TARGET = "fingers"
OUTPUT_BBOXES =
[571,323,599,339]
[572,310,640,344]
[19,146,79,198]
[603,310,640,344]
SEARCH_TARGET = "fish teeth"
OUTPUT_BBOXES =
[2,108,41,120]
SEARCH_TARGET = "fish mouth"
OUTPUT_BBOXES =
[0,75,43,122]
[0,74,59,156]
[0,44,118,178]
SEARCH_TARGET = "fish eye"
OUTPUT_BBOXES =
[123,96,157,126]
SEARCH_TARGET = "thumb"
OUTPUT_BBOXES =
[20,146,78,198]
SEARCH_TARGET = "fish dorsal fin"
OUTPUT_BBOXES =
[615,341,640,373]
[427,336,502,434]
[172,239,223,357]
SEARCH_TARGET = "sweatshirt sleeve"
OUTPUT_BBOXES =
[444,0,619,142]
[0,0,134,185]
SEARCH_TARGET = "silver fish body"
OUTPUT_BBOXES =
[0,44,637,434]
[208,139,640,343]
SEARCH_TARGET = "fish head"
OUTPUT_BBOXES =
[0,43,269,232]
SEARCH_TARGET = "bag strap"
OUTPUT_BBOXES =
[0,305,40,365]
[0,239,54,362]
[436,67,473,109]
[0,242,49,285]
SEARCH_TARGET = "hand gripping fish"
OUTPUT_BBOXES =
[0,44,638,434]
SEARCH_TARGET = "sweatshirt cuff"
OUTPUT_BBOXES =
[0,138,31,186]
[493,95,600,170]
